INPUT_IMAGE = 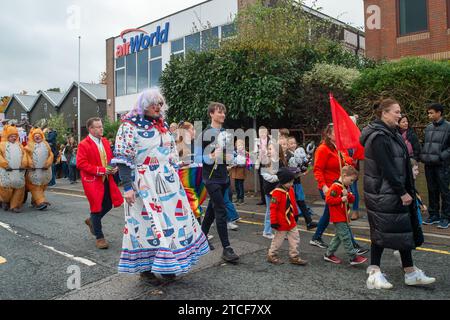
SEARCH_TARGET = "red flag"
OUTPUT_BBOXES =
[330,94,362,152]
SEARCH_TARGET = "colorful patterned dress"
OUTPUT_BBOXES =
[113,116,209,275]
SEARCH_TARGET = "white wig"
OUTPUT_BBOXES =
[127,87,167,118]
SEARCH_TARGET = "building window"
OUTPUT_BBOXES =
[185,32,201,53]
[149,46,162,87]
[126,53,137,95]
[115,55,126,97]
[171,38,184,57]
[398,0,428,36]
[221,23,236,39]
[137,49,149,93]
[115,69,125,96]
[201,27,219,50]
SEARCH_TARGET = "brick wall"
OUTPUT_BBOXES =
[364,0,450,61]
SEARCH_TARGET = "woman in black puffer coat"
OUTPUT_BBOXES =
[360,98,435,290]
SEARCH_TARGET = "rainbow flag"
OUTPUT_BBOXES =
[178,166,207,218]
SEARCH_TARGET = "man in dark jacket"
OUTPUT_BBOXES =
[420,103,450,229]
[46,127,58,186]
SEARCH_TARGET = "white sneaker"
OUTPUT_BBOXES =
[366,268,394,290]
[405,268,436,286]
[227,222,239,231]
[262,233,275,240]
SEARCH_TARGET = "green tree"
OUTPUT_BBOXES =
[102,116,121,140]
[47,114,70,145]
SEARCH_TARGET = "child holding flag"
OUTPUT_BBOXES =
[323,165,368,265]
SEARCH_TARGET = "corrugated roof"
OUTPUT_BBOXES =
[79,82,106,101]
[14,94,38,112]
[43,91,65,107]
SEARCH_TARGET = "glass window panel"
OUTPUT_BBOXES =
[126,53,137,95]
[221,23,236,39]
[185,32,200,53]
[137,49,149,92]
[151,45,162,58]
[116,57,125,69]
[150,59,162,87]
[115,69,125,96]
[399,0,428,35]
[171,38,184,53]
[201,27,219,50]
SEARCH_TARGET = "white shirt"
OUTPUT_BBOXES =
[89,134,106,155]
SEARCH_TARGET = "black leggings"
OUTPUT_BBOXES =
[371,243,413,268]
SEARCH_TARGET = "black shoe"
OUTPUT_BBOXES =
[309,239,328,249]
[222,247,240,263]
[36,203,48,211]
[140,271,157,280]
[208,240,215,251]
[306,222,318,230]
[354,243,370,255]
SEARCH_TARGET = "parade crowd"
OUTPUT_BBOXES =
[2,87,448,290]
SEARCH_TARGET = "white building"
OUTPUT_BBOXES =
[105,0,364,119]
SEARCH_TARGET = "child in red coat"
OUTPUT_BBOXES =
[323,165,368,266]
[267,168,308,266]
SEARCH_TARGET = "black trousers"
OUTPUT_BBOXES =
[90,180,113,240]
[425,164,450,219]
[258,168,266,204]
[202,182,230,249]
[371,243,413,268]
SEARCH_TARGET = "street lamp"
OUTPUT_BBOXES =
[77,35,81,144]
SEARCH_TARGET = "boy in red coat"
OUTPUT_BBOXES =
[323,166,368,265]
[267,168,308,266]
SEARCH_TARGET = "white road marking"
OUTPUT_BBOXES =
[0,220,97,267]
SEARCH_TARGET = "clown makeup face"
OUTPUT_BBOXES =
[8,134,17,143]
[34,134,43,143]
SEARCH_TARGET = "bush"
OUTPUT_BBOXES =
[352,57,450,126]
[294,63,360,128]
[103,117,121,140]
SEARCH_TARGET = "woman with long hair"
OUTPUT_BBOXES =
[310,124,367,254]
[261,141,288,239]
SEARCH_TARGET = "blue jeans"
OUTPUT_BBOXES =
[312,190,357,246]
[235,179,245,200]
[264,195,273,235]
[61,162,69,178]
[49,164,56,186]
[224,187,240,222]
[350,181,359,211]
[69,164,77,182]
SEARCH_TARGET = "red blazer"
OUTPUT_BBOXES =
[325,181,355,223]
[313,143,353,190]
[77,136,123,213]
[270,187,299,231]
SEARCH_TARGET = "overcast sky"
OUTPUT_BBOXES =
[0,0,364,98]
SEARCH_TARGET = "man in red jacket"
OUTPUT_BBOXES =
[77,118,123,249]
[267,168,308,266]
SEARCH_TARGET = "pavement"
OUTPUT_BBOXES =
[0,178,447,300]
